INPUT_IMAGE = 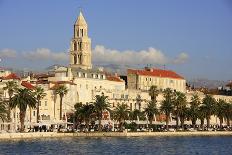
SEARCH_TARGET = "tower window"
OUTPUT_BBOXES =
[74,42,77,51]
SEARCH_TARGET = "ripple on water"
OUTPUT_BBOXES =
[0,136,232,155]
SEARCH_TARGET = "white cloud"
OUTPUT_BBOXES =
[0,49,17,58]
[173,52,189,64]
[23,48,68,62]
[92,45,188,65]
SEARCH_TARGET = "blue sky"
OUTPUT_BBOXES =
[0,0,232,81]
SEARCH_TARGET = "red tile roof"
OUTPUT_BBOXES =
[21,81,35,90]
[49,81,76,90]
[3,73,20,80]
[128,68,184,79]
[106,76,124,82]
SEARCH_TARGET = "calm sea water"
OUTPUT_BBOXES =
[0,136,231,155]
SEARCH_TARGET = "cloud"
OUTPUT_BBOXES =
[92,45,188,65]
[22,48,68,62]
[0,49,17,58]
[173,52,189,64]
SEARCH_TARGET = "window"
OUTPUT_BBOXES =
[121,94,124,99]
[33,111,36,116]
[86,84,88,89]
[39,101,41,106]
[83,73,86,78]
[150,78,152,81]
[91,74,94,78]
[101,75,104,79]
[130,103,132,111]
[45,101,47,106]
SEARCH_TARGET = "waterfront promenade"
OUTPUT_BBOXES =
[0,131,232,140]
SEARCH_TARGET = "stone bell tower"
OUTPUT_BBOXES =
[70,11,92,70]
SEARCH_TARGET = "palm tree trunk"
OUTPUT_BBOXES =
[7,96,12,131]
[29,107,32,129]
[98,113,102,131]
[166,112,169,130]
[192,119,196,129]
[226,116,230,126]
[219,117,223,129]
[207,116,210,130]
[20,111,26,132]
[180,117,184,129]
[60,97,63,120]
[176,115,179,129]
[37,100,40,123]
[86,120,90,132]
[200,119,204,129]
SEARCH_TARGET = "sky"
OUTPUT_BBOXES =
[0,0,232,81]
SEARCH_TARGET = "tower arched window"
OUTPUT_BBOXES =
[74,42,77,51]
[74,54,77,64]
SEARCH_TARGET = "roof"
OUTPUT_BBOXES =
[3,73,20,80]
[21,81,35,90]
[75,11,87,26]
[34,74,55,79]
[106,76,124,82]
[128,68,184,80]
[49,81,76,90]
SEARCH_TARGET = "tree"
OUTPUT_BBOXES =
[93,94,110,131]
[173,91,187,129]
[129,109,144,121]
[148,85,159,103]
[55,85,68,120]
[188,94,201,129]
[113,103,129,131]
[0,99,7,122]
[136,94,142,111]
[224,102,232,126]
[3,81,18,128]
[200,94,216,130]
[34,86,46,123]
[198,106,207,129]
[76,103,95,131]
[215,99,227,129]
[160,88,175,130]
[10,88,36,132]
[144,101,159,128]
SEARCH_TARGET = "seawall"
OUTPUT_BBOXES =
[0,131,232,140]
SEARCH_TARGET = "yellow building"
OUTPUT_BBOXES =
[127,67,186,93]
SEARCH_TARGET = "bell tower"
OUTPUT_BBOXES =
[70,11,92,70]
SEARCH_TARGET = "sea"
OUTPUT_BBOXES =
[0,136,231,155]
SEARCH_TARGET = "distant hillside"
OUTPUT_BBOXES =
[188,79,228,89]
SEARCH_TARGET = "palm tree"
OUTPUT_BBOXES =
[3,81,18,128]
[144,101,159,128]
[10,88,36,132]
[113,103,129,131]
[129,109,144,121]
[76,103,95,131]
[55,85,68,120]
[215,99,227,129]
[188,94,201,129]
[0,99,7,122]
[148,85,159,103]
[200,94,216,130]
[136,94,142,111]
[173,91,187,129]
[198,106,207,130]
[160,88,175,130]
[93,94,110,131]
[34,86,46,123]
[224,102,232,127]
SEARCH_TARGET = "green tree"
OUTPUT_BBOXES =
[3,81,18,127]
[0,99,7,122]
[173,91,187,129]
[10,88,36,132]
[136,94,142,111]
[144,101,159,127]
[129,109,144,121]
[201,94,216,130]
[76,103,95,131]
[224,102,232,126]
[160,88,175,130]
[188,94,201,129]
[113,103,130,131]
[148,85,159,103]
[55,85,68,120]
[215,99,227,129]
[93,94,110,131]
[34,86,46,123]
